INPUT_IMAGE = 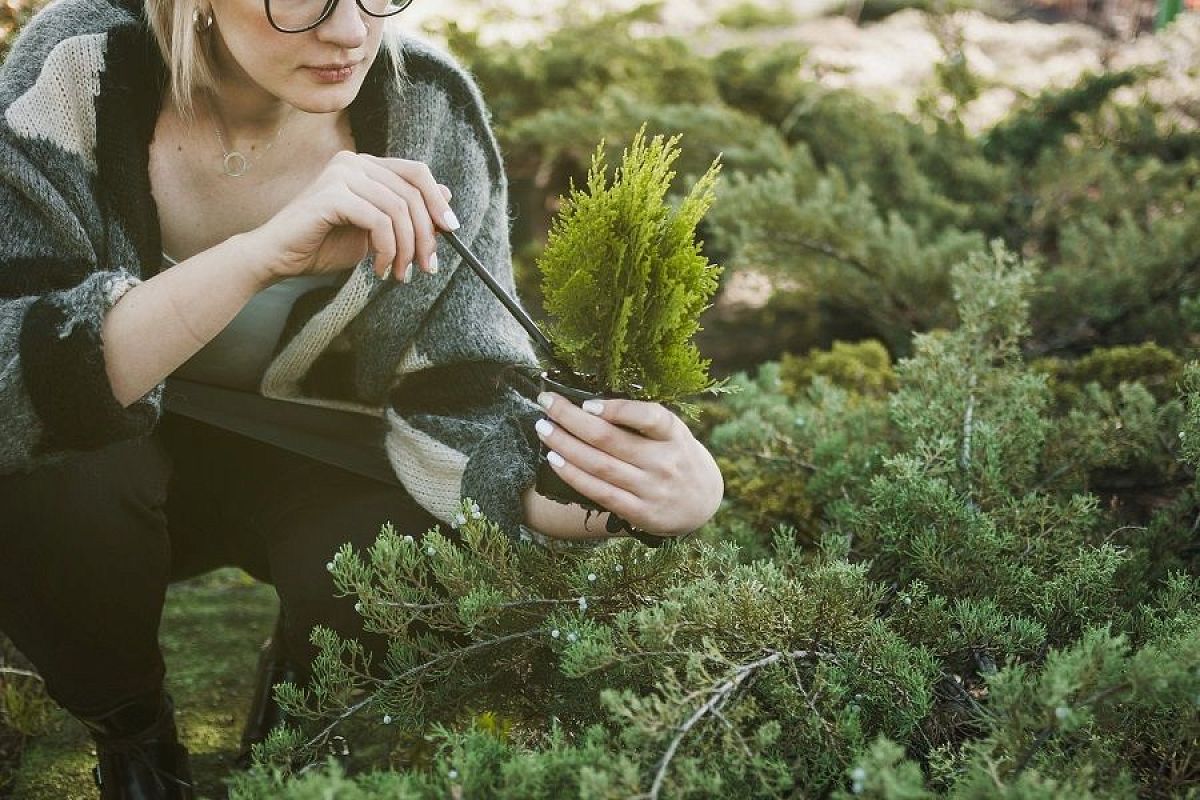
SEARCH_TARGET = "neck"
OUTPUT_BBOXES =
[207,93,294,140]
[205,42,297,139]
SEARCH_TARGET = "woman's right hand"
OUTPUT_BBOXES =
[245,150,461,286]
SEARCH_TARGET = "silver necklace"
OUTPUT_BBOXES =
[210,99,295,177]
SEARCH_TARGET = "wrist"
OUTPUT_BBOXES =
[228,230,283,290]
[522,488,618,542]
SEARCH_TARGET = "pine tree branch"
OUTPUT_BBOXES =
[1011,680,1133,777]
[1033,462,1076,491]
[1076,680,1132,709]
[1012,726,1057,776]
[640,649,828,800]
[1026,263,1197,356]
[771,233,921,327]
[774,235,883,283]
[294,628,546,769]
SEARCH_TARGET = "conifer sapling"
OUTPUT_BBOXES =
[537,125,724,408]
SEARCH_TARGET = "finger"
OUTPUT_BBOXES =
[364,155,461,233]
[577,398,679,442]
[534,417,645,493]
[439,184,452,201]
[346,177,416,281]
[357,160,440,275]
[536,392,644,462]
[389,181,438,275]
[332,187,397,278]
[543,448,644,522]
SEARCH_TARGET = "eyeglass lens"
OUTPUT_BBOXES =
[267,0,411,32]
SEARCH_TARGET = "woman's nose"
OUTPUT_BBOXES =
[314,0,368,48]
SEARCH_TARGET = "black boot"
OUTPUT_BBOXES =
[77,689,195,800]
[234,610,299,770]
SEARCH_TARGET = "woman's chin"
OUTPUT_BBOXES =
[287,87,358,115]
[268,55,376,114]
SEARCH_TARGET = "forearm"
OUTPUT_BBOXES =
[102,234,274,407]
[521,487,630,543]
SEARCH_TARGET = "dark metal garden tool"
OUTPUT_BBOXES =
[441,229,576,378]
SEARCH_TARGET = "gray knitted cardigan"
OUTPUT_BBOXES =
[0,0,553,541]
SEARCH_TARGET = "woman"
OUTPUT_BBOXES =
[0,0,724,794]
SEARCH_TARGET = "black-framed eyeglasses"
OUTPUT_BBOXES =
[264,0,413,34]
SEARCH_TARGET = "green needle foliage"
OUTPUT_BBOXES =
[538,126,723,404]
[230,248,1199,799]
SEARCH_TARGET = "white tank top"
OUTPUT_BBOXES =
[164,251,343,391]
[159,252,395,484]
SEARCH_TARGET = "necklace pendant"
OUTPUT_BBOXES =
[222,151,250,177]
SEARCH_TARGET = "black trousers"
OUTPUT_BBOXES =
[0,412,439,718]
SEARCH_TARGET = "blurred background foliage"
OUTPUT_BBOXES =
[0,0,36,63]
[418,1,1200,377]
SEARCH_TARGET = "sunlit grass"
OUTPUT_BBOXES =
[10,569,277,800]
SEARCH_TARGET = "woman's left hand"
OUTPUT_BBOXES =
[534,392,724,538]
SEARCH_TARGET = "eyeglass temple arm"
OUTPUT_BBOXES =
[440,229,573,375]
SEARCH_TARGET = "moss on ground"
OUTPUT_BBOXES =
[9,569,277,799]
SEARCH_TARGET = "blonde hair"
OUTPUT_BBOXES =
[143,0,407,123]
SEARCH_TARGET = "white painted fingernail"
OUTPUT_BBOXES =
[428,253,439,274]
[537,393,554,410]
[547,451,565,468]
[402,262,414,284]
[582,399,604,416]
[535,419,554,437]
[444,209,461,231]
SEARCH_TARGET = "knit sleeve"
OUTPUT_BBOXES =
[0,144,162,476]
[370,42,571,543]
[381,166,548,541]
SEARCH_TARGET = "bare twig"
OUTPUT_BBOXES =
[1104,525,1148,543]
[295,628,544,769]
[642,649,826,800]
[377,596,587,613]
[0,667,44,683]
[960,373,978,475]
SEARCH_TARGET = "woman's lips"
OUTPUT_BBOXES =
[305,63,358,82]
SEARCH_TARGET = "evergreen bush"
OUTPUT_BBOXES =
[228,247,1199,799]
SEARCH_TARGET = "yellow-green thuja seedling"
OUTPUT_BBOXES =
[537,125,724,412]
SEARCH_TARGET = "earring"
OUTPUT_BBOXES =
[192,6,214,33]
